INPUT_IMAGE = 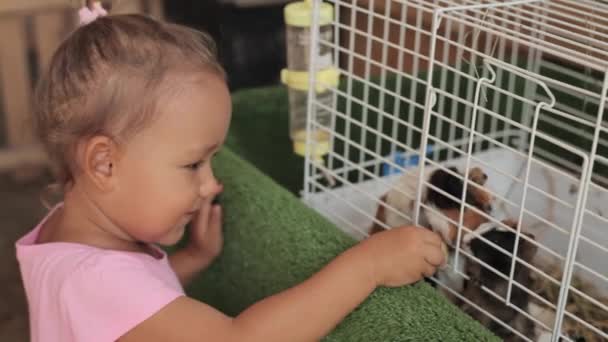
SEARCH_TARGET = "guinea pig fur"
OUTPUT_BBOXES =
[370,165,493,245]
[461,220,538,341]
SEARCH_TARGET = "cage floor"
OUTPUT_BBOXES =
[305,147,608,292]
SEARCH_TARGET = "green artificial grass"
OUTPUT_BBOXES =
[185,148,498,341]
[226,86,305,194]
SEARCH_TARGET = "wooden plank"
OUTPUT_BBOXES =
[112,0,144,14]
[0,0,68,16]
[0,144,47,172]
[34,11,70,72]
[1,0,158,19]
[0,17,36,148]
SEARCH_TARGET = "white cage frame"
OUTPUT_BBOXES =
[302,0,608,341]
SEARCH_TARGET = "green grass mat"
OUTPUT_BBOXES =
[226,85,304,194]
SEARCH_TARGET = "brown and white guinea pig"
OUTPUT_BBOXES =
[370,165,494,245]
[461,219,538,342]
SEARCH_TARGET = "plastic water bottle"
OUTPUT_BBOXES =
[281,0,339,167]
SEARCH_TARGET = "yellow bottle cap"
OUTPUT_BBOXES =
[292,129,330,162]
[293,139,330,161]
[281,67,340,92]
[284,0,333,27]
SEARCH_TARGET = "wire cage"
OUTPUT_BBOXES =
[302,0,608,340]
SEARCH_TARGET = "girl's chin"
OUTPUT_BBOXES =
[156,225,187,246]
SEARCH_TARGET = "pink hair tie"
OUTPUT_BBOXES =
[78,1,107,26]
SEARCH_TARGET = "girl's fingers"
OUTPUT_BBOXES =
[209,205,222,233]
[422,263,437,278]
[422,229,443,247]
[193,200,212,235]
[424,244,447,267]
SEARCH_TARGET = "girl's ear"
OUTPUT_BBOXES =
[79,135,119,192]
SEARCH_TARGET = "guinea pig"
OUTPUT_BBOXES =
[461,219,538,341]
[426,166,493,213]
[370,165,493,245]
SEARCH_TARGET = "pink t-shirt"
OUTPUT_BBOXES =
[15,206,185,342]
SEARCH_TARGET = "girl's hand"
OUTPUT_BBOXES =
[186,185,224,262]
[357,225,446,287]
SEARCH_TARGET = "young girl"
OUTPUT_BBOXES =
[16,5,446,342]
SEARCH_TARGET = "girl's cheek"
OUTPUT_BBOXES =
[189,173,203,199]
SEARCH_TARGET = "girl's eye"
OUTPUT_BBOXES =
[185,160,204,170]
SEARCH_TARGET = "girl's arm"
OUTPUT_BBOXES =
[121,245,374,342]
[120,226,445,342]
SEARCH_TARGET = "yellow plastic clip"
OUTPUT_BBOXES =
[292,129,329,158]
[293,131,335,187]
[293,140,330,164]
[281,67,340,93]
[284,0,333,27]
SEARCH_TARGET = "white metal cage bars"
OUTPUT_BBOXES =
[304,0,608,341]
[303,0,324,203]
[419,0,544,276]
[321,0,605,184]
[422,4,608,340]
[552,70,608,342]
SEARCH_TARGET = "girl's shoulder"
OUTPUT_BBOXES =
[16,203,168,273]
[15,209,185,342]
[16,210,179,292]
[15,203,183,308]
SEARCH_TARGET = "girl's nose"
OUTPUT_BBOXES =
[199,170,222,200]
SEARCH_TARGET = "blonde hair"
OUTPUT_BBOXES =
[33,13,225,190]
